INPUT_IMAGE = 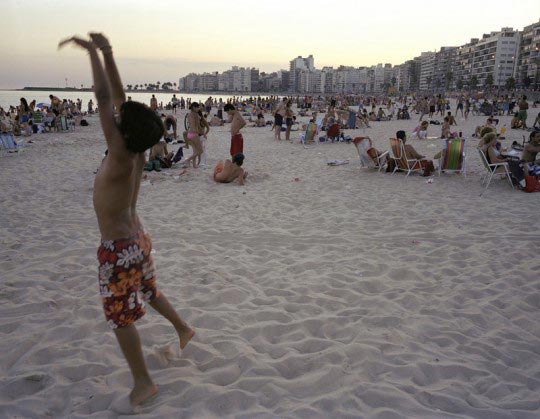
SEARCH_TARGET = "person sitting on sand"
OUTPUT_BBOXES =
[59,32,194,408]
[411,121,429,140]
[511,112,523,129]
[533,112,540,129]
[441,116,451,139]
[377,107,387,121]
[161,114,177,142]
[446,111,457,126]
[474,117,496,138]
[213,152,247,185]
[208,114,224,126]
[147,138,174,169]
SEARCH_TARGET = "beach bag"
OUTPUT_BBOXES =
[158,156,172,169]
[80,119,88,126]
[523,175,540,193]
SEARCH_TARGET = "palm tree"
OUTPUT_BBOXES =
[426,76,432,91]
[505,77,515,91]
[469,75,478,91]
[445,71,453,90]
[485,74,494,91]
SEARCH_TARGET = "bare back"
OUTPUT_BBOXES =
[214,160,245,184]
[93,135,146,240]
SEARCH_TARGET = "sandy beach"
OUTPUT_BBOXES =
[1,105,539,418]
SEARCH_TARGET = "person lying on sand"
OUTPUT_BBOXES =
[59,32,194,408]
[213,152,248,185]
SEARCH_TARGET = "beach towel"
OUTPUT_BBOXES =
[327,159,349,166]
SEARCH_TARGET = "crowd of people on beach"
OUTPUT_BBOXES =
[4,31,539,412]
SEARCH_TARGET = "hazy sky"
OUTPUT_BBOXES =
[1,0,538,89]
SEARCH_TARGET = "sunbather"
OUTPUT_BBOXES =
[213,152,247,185]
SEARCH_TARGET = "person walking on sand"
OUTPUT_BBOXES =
[59,32,194,408]
[184,102,203,168]
[224,104,246,156]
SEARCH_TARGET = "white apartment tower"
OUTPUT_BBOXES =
[289,55,315,92]
[470,28,520,87]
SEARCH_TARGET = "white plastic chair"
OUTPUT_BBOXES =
[478,148,513,196]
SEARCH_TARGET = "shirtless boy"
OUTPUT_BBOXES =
[224,104,246,156]
[213,152,248,185]
[59,33,194,407]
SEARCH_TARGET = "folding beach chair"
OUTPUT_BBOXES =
[353,137,388,172]
[55,115,69,132]
[438,138,467,177]
[32,111,43,124]
[300,121,317,146]
[388,138,422,176]
[478,148,513,196]
[0,132,24,156]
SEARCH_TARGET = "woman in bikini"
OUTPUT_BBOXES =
[184,102,203,168]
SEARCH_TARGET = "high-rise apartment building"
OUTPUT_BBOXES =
[289,55,315,92]
[517,19,540,87]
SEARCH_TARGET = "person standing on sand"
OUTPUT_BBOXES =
[273,98,286,141]
[150,94,158,112]
[224,104,246,156]
[59,32,194,408]
[184,102,203,168]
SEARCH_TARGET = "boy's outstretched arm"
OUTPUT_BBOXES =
[89,32,126,110]
[59,36,121,153]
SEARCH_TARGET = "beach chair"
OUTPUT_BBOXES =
[478,148,513,196]
[438,138,467,177]
[32,111,43,125]
[0,132,24,156]
[353,137,388,172]
[388,138,422,176]
[55,115,69,132]
[300,121,317,146]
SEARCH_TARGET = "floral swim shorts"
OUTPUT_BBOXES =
[97,230,160,329]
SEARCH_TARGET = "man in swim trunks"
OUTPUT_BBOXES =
[59,33,194,408]
[213,152,247,185]
[224,104,246,157]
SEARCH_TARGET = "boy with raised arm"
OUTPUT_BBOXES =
[59,33,194,407]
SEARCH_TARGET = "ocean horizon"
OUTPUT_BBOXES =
[0,89,284,111]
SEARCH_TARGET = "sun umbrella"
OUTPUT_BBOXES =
[36,103,49,109]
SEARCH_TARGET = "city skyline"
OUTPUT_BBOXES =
[1,0,539,89]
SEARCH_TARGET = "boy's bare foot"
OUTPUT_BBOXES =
[177,327,195,350]
[130,381,157,406]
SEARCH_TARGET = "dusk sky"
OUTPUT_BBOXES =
[1,0,539,89]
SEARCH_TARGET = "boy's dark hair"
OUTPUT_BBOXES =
[224,104,235,112]
[396,130,406,141]
[118,101,164,153]
[232,152,244,166]
[189,102,200,110]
